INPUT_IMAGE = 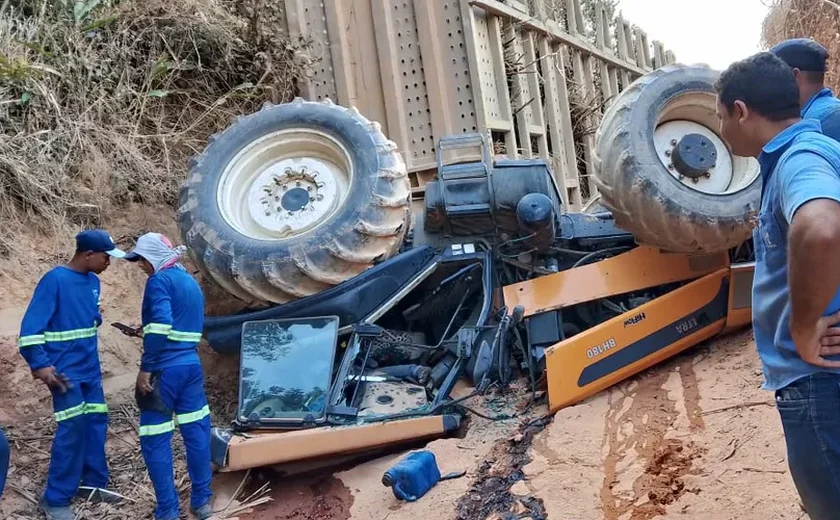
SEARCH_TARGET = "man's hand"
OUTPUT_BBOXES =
[32,366,68,394]
[136,371,153,395]
[819,311,840,356]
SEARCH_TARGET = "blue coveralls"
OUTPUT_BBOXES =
[0,426,9,497]
[18,266,109,507]
[138,263,212,519]
[752,119,840,519]
[802,87,840,142]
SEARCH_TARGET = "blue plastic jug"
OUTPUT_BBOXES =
[381,450,465,502]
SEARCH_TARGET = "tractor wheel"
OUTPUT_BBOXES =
[176,98,412,305]
[592,63,760,254]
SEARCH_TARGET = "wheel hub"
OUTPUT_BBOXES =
[653,120,735,195]
[671,133,717,179]
[247,161,340,238]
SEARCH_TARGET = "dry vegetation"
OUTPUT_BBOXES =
[0,0,310,257]
[761,0,840,90]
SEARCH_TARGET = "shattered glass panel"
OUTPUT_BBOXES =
[238,316,339,422]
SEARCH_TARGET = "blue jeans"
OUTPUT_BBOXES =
[0,426,9,497]
[775,372,840,519]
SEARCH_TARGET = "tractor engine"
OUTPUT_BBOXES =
[419,134,634,274]
[424,158,562,252]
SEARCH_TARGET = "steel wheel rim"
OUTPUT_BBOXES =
[217,129,354,241]
[654,92,760,196]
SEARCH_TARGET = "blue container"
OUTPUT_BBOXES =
[381,450,442,502]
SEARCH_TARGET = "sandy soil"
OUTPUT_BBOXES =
[0,211,807,519]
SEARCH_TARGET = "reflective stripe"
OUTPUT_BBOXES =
[18,335,45,348]
[139,421,175,437]
[55,403,87,422]
[19,326,97,348]
[142,324,201,343]
[176,405,210,425]
[53,402,108,422]
[143,323,172,335]
[43,326,97,342]
[167,331,203,343]
[84,403,108,414]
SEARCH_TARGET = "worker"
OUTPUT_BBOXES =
[18,229,126,520]
[770,38,840,141]
[0,426,9,498]
[714,52,840,520]
[124,232,213,520]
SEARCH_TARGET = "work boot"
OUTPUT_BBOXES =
[190,502,214,520]
[38,496,74,520]
[75,485,124,504]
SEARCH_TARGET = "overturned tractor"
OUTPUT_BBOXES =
[176,64,759,473]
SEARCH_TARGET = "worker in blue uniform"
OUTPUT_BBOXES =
[715,52,840,520]
[0,426,9,498]
[125,232,213,520]
[771,38,840,142]
[18,229,126,520]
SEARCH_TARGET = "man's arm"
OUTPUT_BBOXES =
[19,273,67,392]
[140,276,173,374]
[19,274,58,371]
[782,152,840,367]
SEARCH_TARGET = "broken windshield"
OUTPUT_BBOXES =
[237,316,339,424]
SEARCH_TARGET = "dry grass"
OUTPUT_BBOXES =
[0,0,310,257]
[761,0,840,91]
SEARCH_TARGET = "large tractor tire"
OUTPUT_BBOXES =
[177,98,412,305]
[592,63,761,254]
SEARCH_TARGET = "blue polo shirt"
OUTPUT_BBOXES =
[753,118,840,391]
[803,88,840,142]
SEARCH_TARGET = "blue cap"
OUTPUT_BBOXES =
[770,38,829,72]
[76,230,126,258]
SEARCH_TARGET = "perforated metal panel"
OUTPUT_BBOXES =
[300,2,338,101]
[393,1,435,162]
[471,10,505,124]
[442,0,478,136]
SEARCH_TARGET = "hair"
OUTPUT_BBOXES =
[715,52,801,122]
[800,70,826,85]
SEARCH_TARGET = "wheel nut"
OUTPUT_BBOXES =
[691,177,699,183]
[671,139,678,146]
[316,194,324,201]
[296,181,301,187]
[307,186,313,191]
[285,167,292,175]
[665,150,671,157]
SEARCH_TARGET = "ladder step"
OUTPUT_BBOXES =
[439,162,488,181]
